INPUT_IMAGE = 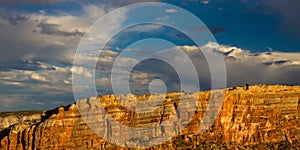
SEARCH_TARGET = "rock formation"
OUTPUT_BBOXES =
[0,114,41,131]
[0,85,299,149]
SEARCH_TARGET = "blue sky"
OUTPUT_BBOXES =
[0,0,300,111]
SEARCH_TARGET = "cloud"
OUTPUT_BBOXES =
[1,1,299,111]
[208,26,227,35]
[125,43,300,91]
[0,4,111,67]
[96,77,110,87]
[35,20,85,37]
[71,66,92,78]
[1,41,300,111]
[0,60,55,71]
[0,97,27,109]
[0,66,71,87]
[96,0,160,7]
[155,16,170,22]
[95,42,300,95]
[200,42,300,86]
[0,1,160,111]
[0,63,76,111]
[31,101,45,105]
[30,72,48,82]
[0,0,75,4]
[189,26,227,35]
[0,0,161,10]
[257,0,300,34]
[165,9,178,13]
[1,14,29,25]
[201,0,209,5]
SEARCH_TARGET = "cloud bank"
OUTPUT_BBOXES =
[1,41,299,111]
[0,1,299,111]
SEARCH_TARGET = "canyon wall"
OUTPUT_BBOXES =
[0,85,299,149]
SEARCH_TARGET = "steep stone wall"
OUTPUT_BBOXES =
[0,85,299,149]
[0,113,41,131]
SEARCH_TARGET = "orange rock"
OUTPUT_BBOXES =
[0,85,299,149]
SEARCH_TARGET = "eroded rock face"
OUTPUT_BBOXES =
[0,114,41,131]
[0,85,299,149]
[0,116,19,130]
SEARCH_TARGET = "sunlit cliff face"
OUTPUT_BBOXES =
[0,85,299,149]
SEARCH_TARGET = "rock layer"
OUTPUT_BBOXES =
[0,112,41,131]
[0,85,299,149]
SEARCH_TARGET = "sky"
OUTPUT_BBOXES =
[0,0,300,111]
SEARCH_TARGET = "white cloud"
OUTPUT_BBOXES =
[71,66,92,78]
[1,81,23,86]
[30,72,48,82]
[0,65,73,93]
[155,16,169,22]
[130,72,149,85]
[200,42,300,67]
[123,24,163,32]
[201,0,209,5]
[165,9,178,13]
[177,45,199,53]
[197,42,300,86]
[96,77,110,87]
[31,101,45,105]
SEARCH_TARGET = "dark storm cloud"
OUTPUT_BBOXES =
[0,60,55,71]
[93,0,160,6]
[208,26,227,35]
[0,12,85,67]
[2,14,28,25]
[258,0,300,34]
[226,61,300,87]
[189,26,227,35]
[130,58,181,93]
[261,60,290,66]
[0,0,160,6]
[0,0,74,4]
[36,21,84,37]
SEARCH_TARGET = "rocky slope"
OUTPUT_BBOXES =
[0,111,42,131]
[0,85,299,149]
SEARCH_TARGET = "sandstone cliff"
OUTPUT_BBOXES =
[0,111,42,131]
[0,85,299,149]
